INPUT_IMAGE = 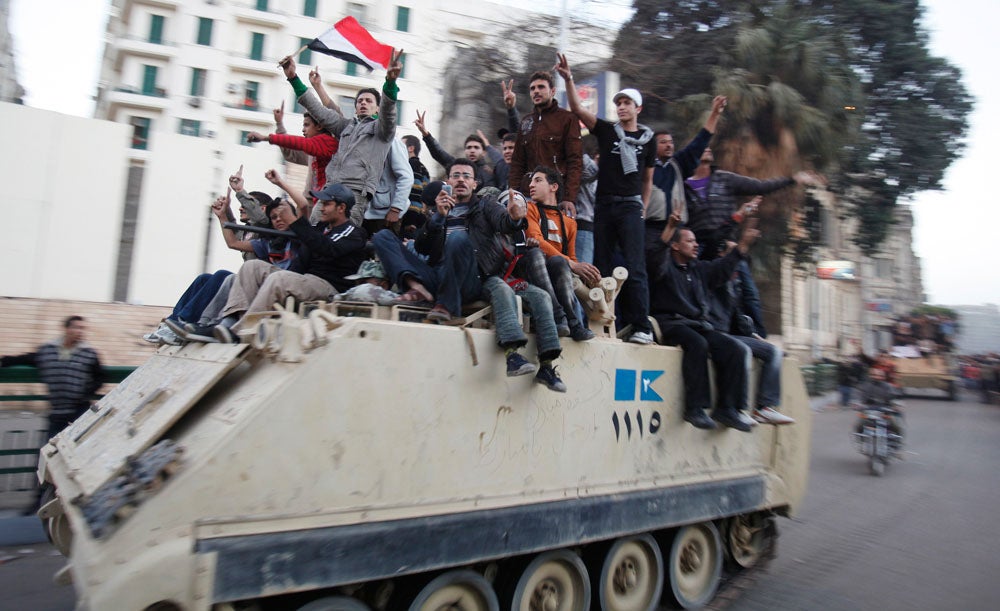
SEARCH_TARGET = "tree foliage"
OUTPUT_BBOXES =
[612,0,972,255]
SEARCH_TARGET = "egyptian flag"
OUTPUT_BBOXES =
[307,17,393,72]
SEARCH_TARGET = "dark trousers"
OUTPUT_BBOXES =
[594,198,650,333]
[372,230,481,316]
[656,322,748,413]
[170,270,233,323]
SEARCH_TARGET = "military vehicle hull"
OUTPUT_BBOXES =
[38,310,811,610]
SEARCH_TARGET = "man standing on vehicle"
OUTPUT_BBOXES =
[507,70,583,217]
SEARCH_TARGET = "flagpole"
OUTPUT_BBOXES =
[280,45,309,66]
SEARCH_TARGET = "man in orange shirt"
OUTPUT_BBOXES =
[525,167,601,341]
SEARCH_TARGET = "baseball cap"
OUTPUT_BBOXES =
[310,183,355,206]
[613,88,643,107]
[345,259,387,281]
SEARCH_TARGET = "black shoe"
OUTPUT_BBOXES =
[683,409,717,430]
[214,325,239,344]
[711,408,753,432]
[569,325,595,342]
[182,323,218,343]
[535,364,567,392]
[506,352,537,377]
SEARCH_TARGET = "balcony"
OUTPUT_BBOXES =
[107,86,171,113]
[227,53,280,77]
[121,0,180,25]
[113,36,178,69]
[220,102,273,127]
[233,4,288,29]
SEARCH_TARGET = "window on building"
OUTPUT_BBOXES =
[179,119,201,137]
[303,0,318,17]
[299,38,312,64]
[190,68,206,97]
[240,130,254,146]
[346,2,367,26]
[398,54,406,79]
[339,95,356,119]
[396,6,410,32]
[256,0,269,11]
[345,61,357,77]
[250,32,265,61]
[130,117,151,150]
[196,17,213,46]
[149,14,164,44]
[244,81,260,109]
[876,259,892,279]
[396,100,404,126]
[141,65,158,95]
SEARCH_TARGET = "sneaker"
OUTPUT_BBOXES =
[753,407,795,425]
[556,323,571,338]
[142,324,180,346]
[506,352,537,377]
[182,323,218,343]
[535,364,567,393]
[627,331,654,345]
[739,410,759,428]
[141,329,163,344]
[163,318,189,338]
[214,325,239,344]
[569,325,596,342]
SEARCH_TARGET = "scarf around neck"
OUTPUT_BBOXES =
[613,122,654,175]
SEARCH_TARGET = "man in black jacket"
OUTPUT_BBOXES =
[213,182,368,342]
[648,220,760,431]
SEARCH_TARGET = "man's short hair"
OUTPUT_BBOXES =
[248,191,274,208]
[532,165,564,202]
[529,71,555,89]
[64,315,84,328]
[265,198,296,219]
[302,112,329,134]
[446,158,479,185]
[464,134,486,148]
[356,87,381,106]
[502,133,517,144]
[653,130,672,140]
[670,227,692,245]
[402,134,421,155]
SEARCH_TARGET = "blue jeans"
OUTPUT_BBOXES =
[481,276,562,361]
[373,230,481,316]
[171,270,233,323]
[735,335,781,408]
[594,198,650,333]
[575,228,594,264]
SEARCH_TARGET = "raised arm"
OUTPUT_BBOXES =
[553,53,596,130]
[265,169,310,216]
[280,55,350,136]
[212,194,254,253]
[229,165,268,226]
[271,101,310,165]
[703,95,727,135]
[377,48,403,142]
[415,109,455,169]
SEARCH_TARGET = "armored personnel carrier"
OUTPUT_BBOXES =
[37,297,810,610]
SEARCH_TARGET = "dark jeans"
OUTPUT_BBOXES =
[170,270,233,323]
[656,322,748,413]
[373,229,481,316]
[594,198,650,333]
[512,248,584,330]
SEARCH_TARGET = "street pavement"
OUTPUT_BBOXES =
[1,391,997,610]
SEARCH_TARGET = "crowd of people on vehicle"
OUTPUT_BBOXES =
[141,48,825,430]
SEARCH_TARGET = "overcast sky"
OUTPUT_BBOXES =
[9,0,998,306]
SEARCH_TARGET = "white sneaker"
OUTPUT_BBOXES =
[627,331,654,345]
[142,323,180,346]
[753,407,795,425]
[736,411,758,427]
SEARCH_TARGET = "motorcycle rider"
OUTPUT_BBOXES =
[855,367,905,444]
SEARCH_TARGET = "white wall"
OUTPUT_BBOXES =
[0,102,130,301]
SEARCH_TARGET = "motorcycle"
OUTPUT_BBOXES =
[852,400,904,476]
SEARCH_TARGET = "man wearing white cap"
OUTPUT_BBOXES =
[554,54,657,344]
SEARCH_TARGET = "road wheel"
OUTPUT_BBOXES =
[725,514,770,570]
[297,596,371,610]
[408,570,498,611]
[664,523,722,609]
[507,550,590,611]
[593,535,663,611]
